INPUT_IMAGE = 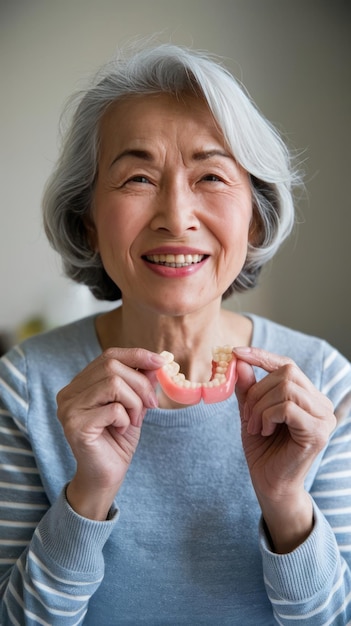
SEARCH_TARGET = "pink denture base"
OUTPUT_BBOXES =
[156,356,237,405]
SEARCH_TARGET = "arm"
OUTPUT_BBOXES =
[0,345,164,624]
[234,345,351,624]
[260,413,351,624]
[0,346,110,625]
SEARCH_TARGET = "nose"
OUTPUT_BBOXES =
[149,179,200,237]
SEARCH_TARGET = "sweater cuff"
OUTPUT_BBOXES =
[259,499,339,601]
[37,487,119,574]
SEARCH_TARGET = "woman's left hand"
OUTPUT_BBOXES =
[233,346,337,553]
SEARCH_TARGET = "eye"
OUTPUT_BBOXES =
[201,173,223,182]
[126,175,151,184]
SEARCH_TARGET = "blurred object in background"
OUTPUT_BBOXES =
[16,316,46,342]
[0,331,15,357]
[41,282,117,330]
[0,281,117,354]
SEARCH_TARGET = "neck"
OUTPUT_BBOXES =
[95,297,252,381]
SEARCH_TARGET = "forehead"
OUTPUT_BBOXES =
[98,92,227,152]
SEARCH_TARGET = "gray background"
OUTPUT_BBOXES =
[1,0,350,357]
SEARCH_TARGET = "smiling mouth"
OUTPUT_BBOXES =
[144,253,207,268]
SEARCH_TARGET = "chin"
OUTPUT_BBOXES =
[147,293,218,318]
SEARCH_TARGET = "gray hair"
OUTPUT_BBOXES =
[43,42,300,301]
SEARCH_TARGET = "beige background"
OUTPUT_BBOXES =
[1,0,350,357]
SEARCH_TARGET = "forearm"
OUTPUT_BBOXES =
[260,501,351,624]
[66,475,119,521]
[1,489,117,625]
[259,490,314,554]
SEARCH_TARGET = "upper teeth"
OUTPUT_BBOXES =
[146,253,205,266]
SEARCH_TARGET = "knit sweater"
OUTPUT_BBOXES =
[0,313,350,625]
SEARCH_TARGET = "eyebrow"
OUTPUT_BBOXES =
[192,149,232,161]
[109,148,232,169]
[110,149,153,169]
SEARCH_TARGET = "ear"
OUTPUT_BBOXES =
[84,216,99,253]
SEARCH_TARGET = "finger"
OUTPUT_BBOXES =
[142,368,159,389]
[58,373,146,428]
[69,347,165,394]
[233,348,320,397]
[63,354,160,410]
[65,402,132,444]
[233,347,294,372]
[235,359,256,424]
[99,358,159,410]
[101,347,166,371]
[260,401,335,445]
[246,377,334,435]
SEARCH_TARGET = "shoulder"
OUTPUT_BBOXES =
[16,314,101,389]
[21,314,99,356]
[250,314,327,356]
[250,314,341,364]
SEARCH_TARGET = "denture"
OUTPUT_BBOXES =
[156,346,237,405]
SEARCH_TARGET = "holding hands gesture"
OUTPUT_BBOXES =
[57,341,337,548]
[234,347,337,553]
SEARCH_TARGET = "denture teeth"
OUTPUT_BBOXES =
[160,350,175,364]
[160,346,233,390]
[212,345,232,362]
[173,373,186,383]
[214,373,226,381]
[203,378,221,388]
[165,361,180,377]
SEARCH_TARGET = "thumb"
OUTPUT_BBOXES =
[235,358,256,419]
[143,368,159,389]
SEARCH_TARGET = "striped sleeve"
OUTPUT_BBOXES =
[260,343,351,625]
[0,346,49,569]
[0,347,118,625]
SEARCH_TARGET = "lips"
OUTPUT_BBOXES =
[156,347,237,405]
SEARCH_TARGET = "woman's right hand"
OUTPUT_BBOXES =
[56,348,165,520]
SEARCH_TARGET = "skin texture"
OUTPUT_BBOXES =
[58,93,336,555]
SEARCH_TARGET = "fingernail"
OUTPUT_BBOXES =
[233,347,252,355]
[150,353,167,366]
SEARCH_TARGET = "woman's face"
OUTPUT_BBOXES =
[91,93,253,316]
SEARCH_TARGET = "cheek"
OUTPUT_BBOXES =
[94,209,135,255]
[214,212,251,255]
[209,207,252,286]
[93,205,149,288]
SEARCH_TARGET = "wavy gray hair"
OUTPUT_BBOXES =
[43,42,300,301]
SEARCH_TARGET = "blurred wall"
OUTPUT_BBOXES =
[0,0,350,357]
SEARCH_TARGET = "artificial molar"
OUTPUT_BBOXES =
[156,346,237,405]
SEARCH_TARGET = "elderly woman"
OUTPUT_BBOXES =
[0,43,350,625]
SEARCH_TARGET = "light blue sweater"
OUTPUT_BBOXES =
[0,314,351,624]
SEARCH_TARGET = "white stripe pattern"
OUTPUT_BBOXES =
[322,363,351,395]
[1,323,351,624]
[1,357,26,383]
[0,377,28,410]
